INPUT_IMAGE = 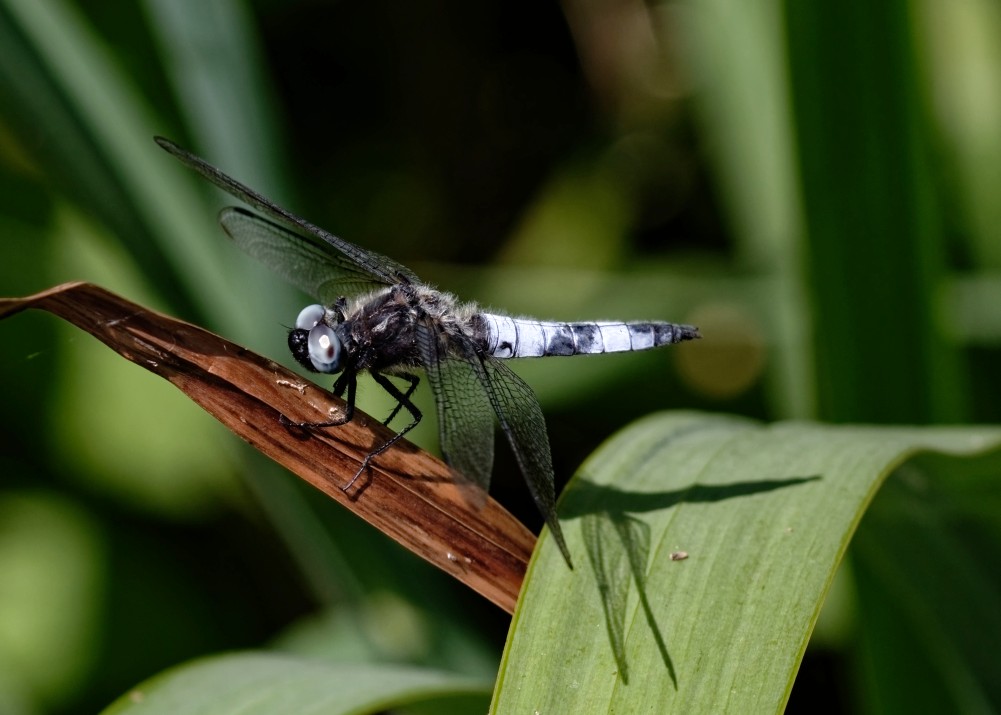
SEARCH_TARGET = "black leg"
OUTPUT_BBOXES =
[278,370,422,492]
[342,371,423,491]
[381,373,420,427]
[332,371,351,398]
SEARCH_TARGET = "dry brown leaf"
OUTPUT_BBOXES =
[0,282,533,612]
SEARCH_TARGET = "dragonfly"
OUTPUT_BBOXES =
[156,136,700,567]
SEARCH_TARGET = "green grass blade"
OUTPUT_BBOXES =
[143,0,291,196]
[100,652,491,715]
[784,0,966,422]
[0,0,254,335]
[492,412,1001,713]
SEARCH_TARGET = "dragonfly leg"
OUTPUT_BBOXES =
[342,371,423,491]
[381,373,420,426]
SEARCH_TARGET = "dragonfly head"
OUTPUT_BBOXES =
[289,304,343,373]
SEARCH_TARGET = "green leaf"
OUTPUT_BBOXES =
[100,652,491,715]
[493,412,1001,713]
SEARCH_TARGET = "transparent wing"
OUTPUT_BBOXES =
[156,136,420,295]
[418,316,573,565]
[221,208,389,303]
[478,356,572,565]
[416,319,495,491]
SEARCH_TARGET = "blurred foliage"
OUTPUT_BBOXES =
[0,0,999,713]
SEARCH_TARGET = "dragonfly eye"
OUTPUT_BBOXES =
[307,324,342,373]
[295,304,326,331]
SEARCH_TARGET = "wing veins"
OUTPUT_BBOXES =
[416,319,495,492]
[221,208,388,302]
[156,136,419,290]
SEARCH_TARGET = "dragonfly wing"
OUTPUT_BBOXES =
[477,355,573,566]
[418,313,571,564]
[156,136,420,290]
[221,208,388,303]
[416,319,495,492]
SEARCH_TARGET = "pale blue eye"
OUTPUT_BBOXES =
[295,304,325,331]
[307,324,341,373]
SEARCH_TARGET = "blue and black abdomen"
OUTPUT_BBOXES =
[479,313,700,359]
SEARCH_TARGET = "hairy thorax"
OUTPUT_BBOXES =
[339,284,483,373]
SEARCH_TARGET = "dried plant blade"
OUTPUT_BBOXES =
[0,282,533,612]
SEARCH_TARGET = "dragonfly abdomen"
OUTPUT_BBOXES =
[480,313,699,358]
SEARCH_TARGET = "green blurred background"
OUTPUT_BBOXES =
[0,0,999,712]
